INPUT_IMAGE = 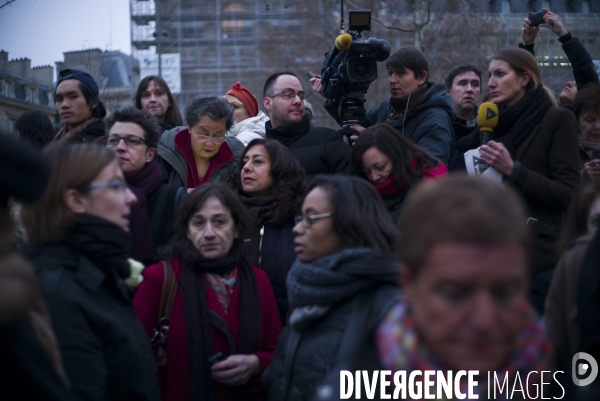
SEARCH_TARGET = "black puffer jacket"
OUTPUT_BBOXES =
[249,220,296,325]
[265,116,350,177]
[263,249,401,401]
[25,243,161,401]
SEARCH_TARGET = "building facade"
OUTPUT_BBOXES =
[130,0,600,127]
[0,50,55,134]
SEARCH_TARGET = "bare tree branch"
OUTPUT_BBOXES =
[0,0,17,10]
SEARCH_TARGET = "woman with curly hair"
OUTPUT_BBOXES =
[234,138,307,325]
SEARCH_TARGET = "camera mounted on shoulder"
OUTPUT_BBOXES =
[320,4,391,140]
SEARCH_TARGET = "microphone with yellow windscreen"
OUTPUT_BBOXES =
[335,33,353,52]
[476,102,499,145]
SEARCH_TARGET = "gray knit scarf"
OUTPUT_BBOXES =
[286,248,400,327]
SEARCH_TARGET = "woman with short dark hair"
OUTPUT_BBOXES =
[21,142,160,401]
[15,110,54,148]
[133,183,281,401]
[106,106,186,264]
[134,75,183,132]
[263,175,400,401]
[350,122,447,224]
[234,138,307,324]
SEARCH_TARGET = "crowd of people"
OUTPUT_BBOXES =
[2,7,600,401]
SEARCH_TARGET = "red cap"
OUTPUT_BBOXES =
[225,82,259,117]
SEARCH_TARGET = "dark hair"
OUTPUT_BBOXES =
[399,175,529,277]
[15,110,54,148]
[105,106,161,149]
[133,76,183,127]
[263,71,298,99]
[386,47,429,82]
[184,95,234,131]
[557,183,600,255]
[77,82,105,118]
[158,183,254,263]
[350,123,441,191]
[308,175,398,253]
[444,64,483,91]
[234,139,307,223]
[573,83,600,120]
[22,142,118,245]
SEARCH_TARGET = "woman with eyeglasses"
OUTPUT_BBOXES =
[106,107,186,265]
[233,138,307,325]
[263,175,401,401]
[21,142,161,401]
[157,96,245,191]
[133,183,281,401]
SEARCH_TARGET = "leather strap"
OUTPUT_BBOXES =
[151,260,178,366]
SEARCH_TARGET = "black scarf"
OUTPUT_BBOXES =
[286,248,399,327]
[265,115,310,148]
[239,195,277,226]
[62,213,132,281]
[179,239,261,401]
[456,86,553,155]
[126,160,164,262]
[387,83,430,123]
[580,135,600,160]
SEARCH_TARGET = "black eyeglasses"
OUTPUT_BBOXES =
[294,213,332,228]
[107,135,148,148]
[268,90,309,101]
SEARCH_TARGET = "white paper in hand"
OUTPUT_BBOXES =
[464,148,502,182]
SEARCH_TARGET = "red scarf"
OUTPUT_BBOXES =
[373,158,448,198]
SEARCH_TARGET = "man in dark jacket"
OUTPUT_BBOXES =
[318,47,454,164]
[263,72,350,177]
[444,64,482,141]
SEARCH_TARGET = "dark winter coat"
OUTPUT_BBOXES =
[265,116,350,177]
[25,244,161,401]
[263,284,399,401]
[248,220,296,325]
[361,83,455,164]
[54,118,107,145]
[521,32,599,90]
[454,107,581,278]
[157,126,245,189]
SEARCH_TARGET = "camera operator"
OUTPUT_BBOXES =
[312,46,454,164]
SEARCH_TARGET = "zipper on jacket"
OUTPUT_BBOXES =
[258,225,265,269]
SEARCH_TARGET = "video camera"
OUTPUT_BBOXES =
[320,10,391,139]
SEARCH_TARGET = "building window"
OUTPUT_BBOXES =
[29,88,36,103]
[3,81,10,97]
[8,118,15,135]
[501,0,510,13]
[582,1,590,13]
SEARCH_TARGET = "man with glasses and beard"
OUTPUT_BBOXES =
[263,72,350,177]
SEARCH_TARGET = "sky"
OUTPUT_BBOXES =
[0,0,131,69]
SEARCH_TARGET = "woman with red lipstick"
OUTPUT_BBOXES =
[21,142,161,401]
[350,122,447,225]
[452,48,581,312]
[133,184,281,401]
[157,96,245,190]
[234,139,307,325]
